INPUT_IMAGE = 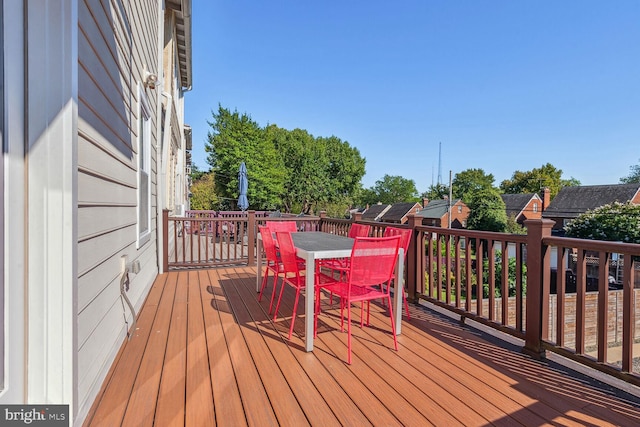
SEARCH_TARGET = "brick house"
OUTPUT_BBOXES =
[500,193,544,225]
[379,202,423,224]
[415,199,470,228]
[362,203,392,221]
[542,183,640,232]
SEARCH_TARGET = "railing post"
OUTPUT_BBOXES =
[248,210,256,265]
[522,218,555,359]
[162,209,169,273]
[407,214,421,303]
[319,211,327,232]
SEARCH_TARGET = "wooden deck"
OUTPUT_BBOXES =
[84,266,640,426]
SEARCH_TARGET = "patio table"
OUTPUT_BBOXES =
[256,231,404,352]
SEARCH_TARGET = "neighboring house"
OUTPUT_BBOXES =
[379,202,422,224]
[1,2,192,425]
[500,193,543,225]
[416,199,470,228]
[542,183,640,232]
[362,203,392,221]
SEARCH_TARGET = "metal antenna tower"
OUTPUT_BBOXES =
[437,142,442,185]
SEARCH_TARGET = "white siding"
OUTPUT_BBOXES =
[76,0,161,418]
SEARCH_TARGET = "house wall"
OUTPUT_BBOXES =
[1,0,27,404]
[76,0,161,420]
[519,198,542,223]
[447,201,470,228]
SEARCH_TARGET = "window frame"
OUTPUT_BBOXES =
[137,84,152,248]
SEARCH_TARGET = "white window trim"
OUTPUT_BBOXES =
[137,84,152,247]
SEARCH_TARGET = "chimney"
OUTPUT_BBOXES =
[422,197,429,208]
[542,187,550,211]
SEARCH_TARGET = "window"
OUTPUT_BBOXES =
[457,205,462,213]
[137,85,152,247]
[533,202,538,213]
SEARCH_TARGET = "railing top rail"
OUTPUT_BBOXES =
[544,236,640,255]
[415,224,528,243]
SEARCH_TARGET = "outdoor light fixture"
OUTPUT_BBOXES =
[144,70,158,89]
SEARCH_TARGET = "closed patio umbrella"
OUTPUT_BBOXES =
[238,161,249,211]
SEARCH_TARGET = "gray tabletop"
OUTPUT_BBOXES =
[291,232,354,252]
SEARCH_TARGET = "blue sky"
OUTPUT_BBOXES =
[185,1,640,193]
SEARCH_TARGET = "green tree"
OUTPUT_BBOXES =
[504,215,526,234]
[206,106,285,210]
[620,159,640,183]
[189,173,218,210]
[499,163,580,199]
[421,183,449,201]
[564,201,640,243]
[452,168,496,202]
[466,189,507,232]
[363,175,419,205]
[189,163,208,182]
[266,126,365,214]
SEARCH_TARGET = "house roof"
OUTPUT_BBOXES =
[542,183,640,219]
[166,0,193,90]
[415,199,461,219]
[501,193,540,218]
[379,202,421,222]
[362,203,391,221]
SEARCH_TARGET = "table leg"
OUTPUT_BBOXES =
[305,252,315,352]
[256,237,262,293]
[394,248,404,335]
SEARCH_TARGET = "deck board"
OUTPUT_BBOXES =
[84,266,640,427]
[155,271,187,427]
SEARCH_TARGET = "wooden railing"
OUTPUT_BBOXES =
[163,209,640,386]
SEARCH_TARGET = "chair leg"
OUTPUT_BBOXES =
[403,290,411,320]
[288,287,301,340]
[314,289,321,337]
[258,268,270,301]
[268,273,280,314]
[347,301,352,364]
[273,278,287,321]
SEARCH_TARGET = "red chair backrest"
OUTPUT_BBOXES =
[348,223,371,238]
[383,226,411,254]
[258,225,279,263]
[348,236,400,291]
[275,232,303,277]
[266,221,298,233]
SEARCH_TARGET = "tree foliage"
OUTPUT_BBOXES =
[452,168,496,202]
[564,202,640,243]
[362,174,419,205]
[465,189,507,232]
[189,163,208,182]
[204,105,365,213]
[504,215,526,235]
[206,106,285,210]
[189,173,218,210]
[421,183,449,201]
[499,163,579,199]
[620,159,640,184]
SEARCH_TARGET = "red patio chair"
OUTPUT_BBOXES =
[316,235,401,364]
[320,223,371,276]
[273,231,337,340]
[257,225,285,314]
[383,226,412,319]
[266,221,298,233]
